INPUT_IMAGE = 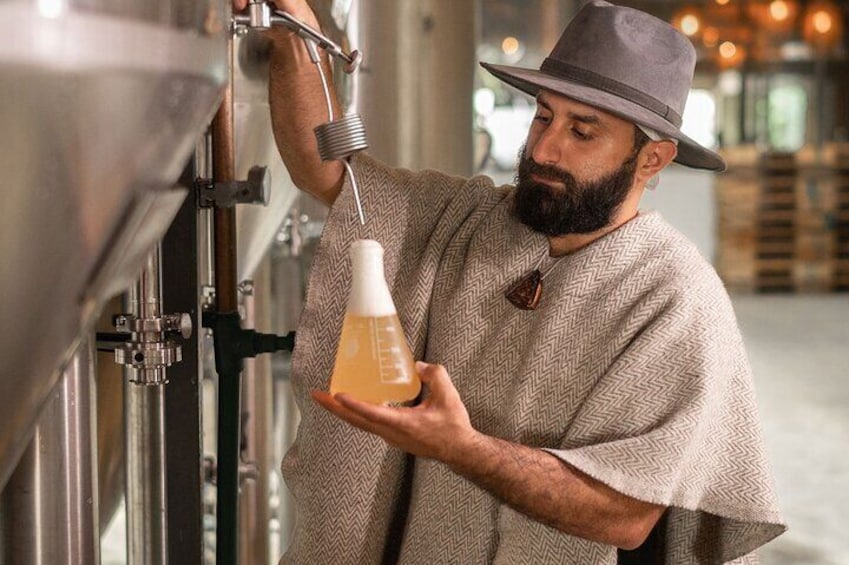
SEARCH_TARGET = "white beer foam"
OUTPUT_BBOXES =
[347,239,397,317]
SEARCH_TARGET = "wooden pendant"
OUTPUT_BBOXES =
[505,269,543,310]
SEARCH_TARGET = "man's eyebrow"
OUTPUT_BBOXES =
[536,97,552,113]
[567,111,600,125]
[536,94,604,126]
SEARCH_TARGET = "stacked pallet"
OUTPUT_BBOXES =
[716,144,848,292]
[830,144,849,290]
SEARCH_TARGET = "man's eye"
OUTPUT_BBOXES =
[572,128,591,140]
[533,114,551,124]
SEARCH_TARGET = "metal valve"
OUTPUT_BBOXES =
[114,312,192,339]
[232,2,363,74]
[113,312,193,385]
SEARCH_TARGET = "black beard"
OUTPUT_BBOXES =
[511,148,638,236]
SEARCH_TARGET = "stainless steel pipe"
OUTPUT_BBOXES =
[238,276,273,565]
[125,382,168,565]
[125,245,169,565]
[1,337,100,565]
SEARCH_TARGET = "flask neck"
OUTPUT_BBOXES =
[348,240,396,317]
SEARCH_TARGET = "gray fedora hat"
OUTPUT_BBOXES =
[481,0,725,172]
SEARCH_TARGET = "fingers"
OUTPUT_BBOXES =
[269,0,316,21]
[311,390,382,432]
[335,393,405,427]
[232,0,247,12]
[311,390,403,432]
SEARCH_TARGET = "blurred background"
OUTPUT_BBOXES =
[1,0,845,564]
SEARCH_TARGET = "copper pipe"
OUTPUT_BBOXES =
[211,37,243,565]
[212,39,238,313]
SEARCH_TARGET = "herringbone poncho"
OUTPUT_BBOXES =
[281,155,786,564]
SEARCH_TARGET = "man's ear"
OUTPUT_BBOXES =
[636,141,677,184]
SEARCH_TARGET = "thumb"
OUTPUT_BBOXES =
[415,361,439,382]
[415,362,455,395]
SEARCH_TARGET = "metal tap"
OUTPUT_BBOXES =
[232,1,362,73]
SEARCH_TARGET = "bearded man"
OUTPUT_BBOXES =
[234,0,787,562]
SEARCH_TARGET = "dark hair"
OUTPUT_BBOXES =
[633,125,651,154]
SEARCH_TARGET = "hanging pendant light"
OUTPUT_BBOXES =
[744,0,799,33]
[672,6,705,40]
[802,0,843,52]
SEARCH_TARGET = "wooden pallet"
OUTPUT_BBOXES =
[716,146,849,292]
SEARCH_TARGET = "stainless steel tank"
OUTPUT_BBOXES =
[233,30,299,282]
[0,0,228,489]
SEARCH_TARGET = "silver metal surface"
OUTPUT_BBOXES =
[237,269,273,565]
[0,2,226,487]
[272,10,362,73]
[357,0,475,175]
[115,245,186,385]
[49,0,227,32]
[115,312,193,338]
[125,380,168,565]
[267,207,324,555]
[315,114,369,161]
[233,31,301,282]
[1,338,100,565]
[123,246,169,563]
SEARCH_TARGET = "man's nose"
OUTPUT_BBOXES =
[530,127,561,166]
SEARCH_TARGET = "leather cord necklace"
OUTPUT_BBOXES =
[504,249,567,310]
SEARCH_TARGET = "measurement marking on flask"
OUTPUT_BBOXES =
[374,318,407,384]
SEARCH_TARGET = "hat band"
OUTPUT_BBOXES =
[540,58,683,128]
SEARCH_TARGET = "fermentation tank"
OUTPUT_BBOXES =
[0,0,227,489]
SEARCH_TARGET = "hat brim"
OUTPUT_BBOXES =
[481,62,726,172]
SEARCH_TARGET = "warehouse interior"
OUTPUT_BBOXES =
[1,0,847,563]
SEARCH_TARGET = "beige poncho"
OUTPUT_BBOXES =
[282,154,786,564]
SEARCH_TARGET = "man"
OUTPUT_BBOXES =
[235,0,786,562]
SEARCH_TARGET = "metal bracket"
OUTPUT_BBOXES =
[196,165,271,208]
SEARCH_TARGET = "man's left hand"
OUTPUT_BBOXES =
[311,361,478,463]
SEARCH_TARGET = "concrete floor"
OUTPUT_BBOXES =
[733,294,849,564]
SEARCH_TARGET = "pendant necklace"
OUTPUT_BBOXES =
[505,249,567,310]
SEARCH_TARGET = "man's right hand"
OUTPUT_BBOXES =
[232,0,318,25]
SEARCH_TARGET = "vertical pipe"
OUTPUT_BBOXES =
[269,231,308,556]
[212,36,243,565]
[238,265,273,565]
[125,245,169,565]
[238,283,260,565]
[1,337,100,565]
[125,384,168,565]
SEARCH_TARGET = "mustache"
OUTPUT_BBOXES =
[518,154,576,186]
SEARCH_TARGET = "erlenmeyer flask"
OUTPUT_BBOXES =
[329,239,421,404]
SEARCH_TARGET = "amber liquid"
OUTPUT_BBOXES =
[329,314,421,405]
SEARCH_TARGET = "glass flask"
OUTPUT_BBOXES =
[329,239,421,404]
